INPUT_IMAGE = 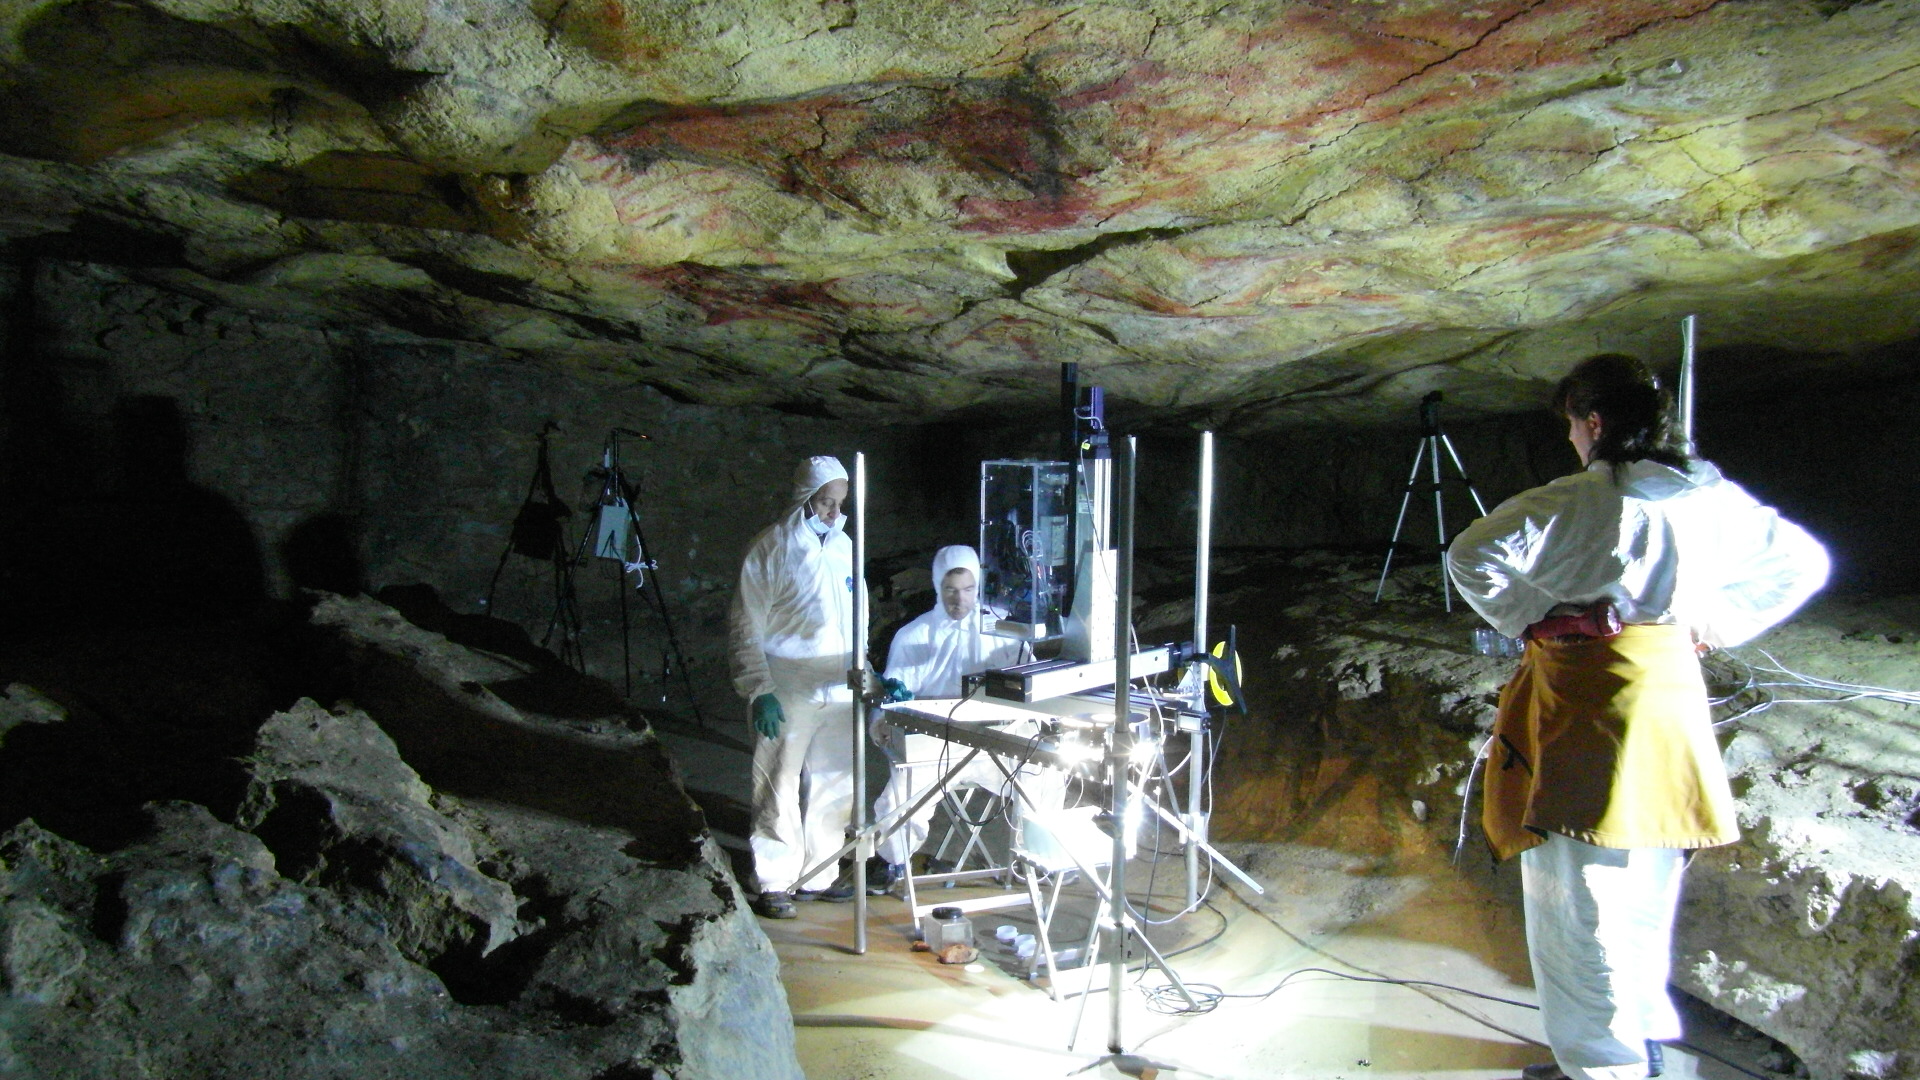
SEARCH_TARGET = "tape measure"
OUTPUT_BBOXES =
[1207,640,1242,707]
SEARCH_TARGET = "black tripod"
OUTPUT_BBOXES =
[1373,391,1488,611]
[488,422,583,669]
[563,428,705,725]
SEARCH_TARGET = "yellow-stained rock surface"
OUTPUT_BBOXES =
[1,0,1917,427]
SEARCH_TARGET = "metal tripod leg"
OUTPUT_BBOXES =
[619,502,705,726]
[800,746,985,904]
[1428,434,1452,612]
[1429,431,1490,612]
[1437,432,1490,517]
[1375,426,1490,608]
[1374,437,1430,602]
[1024,861,1063,1001]
[1064,856,1200,1049]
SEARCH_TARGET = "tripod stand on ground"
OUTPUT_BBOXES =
[490,424,704,724]
[488,422,584,669]
[566,427,705,725]
[1373,391,1489,611]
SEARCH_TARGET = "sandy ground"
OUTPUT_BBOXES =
[637,546,1920,1078]
[655,714,1780,1080]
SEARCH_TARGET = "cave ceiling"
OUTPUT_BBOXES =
[2,0,1918,430]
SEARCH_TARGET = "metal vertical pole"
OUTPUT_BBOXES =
[616,557,632,696]
[851,452,870,954]
[1428,435,1451,612]
[1108,435,1136,1054]
[1679,314,1698,450]
[1187,432,1213,910]
[1192,431,1213,683]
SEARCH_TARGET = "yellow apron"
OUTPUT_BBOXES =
[1483,623,1739,862]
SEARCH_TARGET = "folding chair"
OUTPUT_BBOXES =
[930,784,1008,873]
[1011,804,1121,1001]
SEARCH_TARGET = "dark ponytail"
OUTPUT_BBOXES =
[1552,353,1692,476]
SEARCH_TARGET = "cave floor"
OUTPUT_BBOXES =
[655,720,1769,1080]
[760,874,1763,1080]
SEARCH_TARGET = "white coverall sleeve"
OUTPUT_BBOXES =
[881,616,934,695]
[1683,488,1830,649]
[729,545,778,703]
[1447,478,1603,640]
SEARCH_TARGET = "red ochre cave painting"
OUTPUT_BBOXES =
[583,1,1715,242]
[1444,215,1637,267]
[631,263,843,335]
[597,86,1101,235]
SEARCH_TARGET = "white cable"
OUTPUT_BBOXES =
[1453,733,1496,865]
[1743,646,1920,702]
[1704,645,1920,730]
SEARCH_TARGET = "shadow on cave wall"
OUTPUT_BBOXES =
[0,267,305,850]
[1695,339,1920,594]
[0,393,297,850]
[1,389,269,632]
[280,512,367,597]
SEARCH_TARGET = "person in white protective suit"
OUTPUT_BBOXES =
[1447,354,1828,1080]
[867,545,1066,894]
[730,456,859,920]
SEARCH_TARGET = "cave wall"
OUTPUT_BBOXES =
[0,258,984,720]
[1132,348,1920,595]
[1696,366,1920,593]
[4,256,1915,714]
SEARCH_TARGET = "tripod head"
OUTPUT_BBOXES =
[596,426,650,464]
[1419,390,1444,437]
[589,428,652,498]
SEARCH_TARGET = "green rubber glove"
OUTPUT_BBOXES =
[751,693,785,739]
[881,677,914,703]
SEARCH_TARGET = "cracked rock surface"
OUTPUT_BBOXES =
[2,0,1917,428]
[0,593,802,1080]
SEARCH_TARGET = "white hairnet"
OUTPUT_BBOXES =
[931,545,982,593]
[790,455,849,507]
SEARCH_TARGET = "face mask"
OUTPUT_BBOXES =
[806,513,845,538]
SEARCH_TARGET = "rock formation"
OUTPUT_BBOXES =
[1,0,1916,428]
[0,594,803,1080]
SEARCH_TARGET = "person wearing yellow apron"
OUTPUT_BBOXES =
[1449,354,1829,1080]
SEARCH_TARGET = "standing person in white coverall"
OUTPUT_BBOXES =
[1447,354,1828,1080]
[868,545,1064,893]
[731,456,859,920]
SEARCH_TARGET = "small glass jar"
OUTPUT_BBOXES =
[921,906,973,951]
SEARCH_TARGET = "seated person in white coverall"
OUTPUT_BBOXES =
[730,456,858,920]
[868,545,1065,892]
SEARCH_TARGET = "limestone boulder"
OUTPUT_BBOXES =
[235,702,522,966]
[0,589,802,1080]
[302,589,802,1080]
[1,804,469,1079]
[0,684,67,748]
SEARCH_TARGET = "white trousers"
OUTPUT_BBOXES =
[1521,833,1686,1080]
[750,697,855,894]
[871,729,1067,867]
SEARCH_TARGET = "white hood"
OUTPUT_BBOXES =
[930,544,982,594]
[790,455,849,508]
